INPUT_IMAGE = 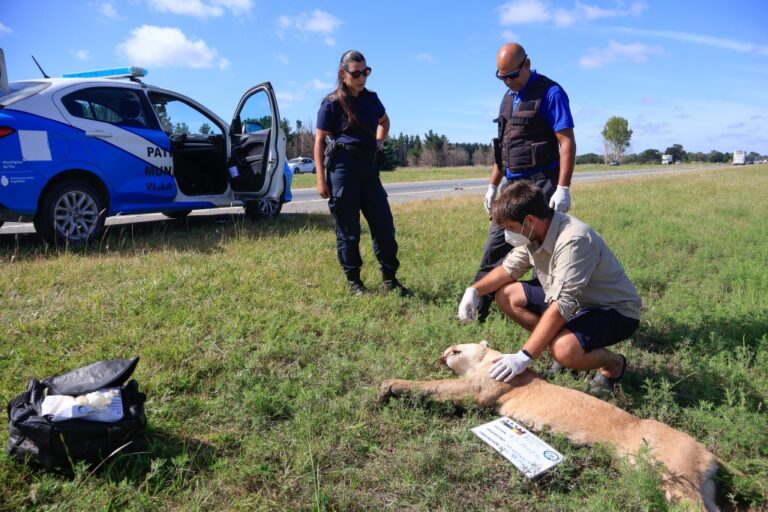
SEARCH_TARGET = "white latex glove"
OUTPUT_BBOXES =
[489,350,533,382]
[458,287,480,323]
[549,185,571,212]
[483,184,498,214]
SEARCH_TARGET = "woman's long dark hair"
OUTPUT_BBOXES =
[328,50,375,137]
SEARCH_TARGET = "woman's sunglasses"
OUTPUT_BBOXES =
[343,67,372,79]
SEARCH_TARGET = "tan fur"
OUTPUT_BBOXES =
[379,341,719,511]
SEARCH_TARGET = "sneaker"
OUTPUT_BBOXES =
[347,279,371,296]
[544,361,580,380]
[589,354,627,394]
[544,361,565,380]
[383,278,413,297]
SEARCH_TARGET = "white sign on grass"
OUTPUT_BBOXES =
[472,416,563,478]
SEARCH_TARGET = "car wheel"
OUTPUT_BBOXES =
[312,167,316,174]
[34,180,106,245]
[162,210,192,219]
[245,197,283,220]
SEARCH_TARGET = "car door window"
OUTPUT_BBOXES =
[147,93,224,138]
[61,88,156,129]
[233,90,272,135]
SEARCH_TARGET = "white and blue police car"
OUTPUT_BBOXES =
[0,51,292,245]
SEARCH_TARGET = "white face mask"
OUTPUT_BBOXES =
[504,219,534,247]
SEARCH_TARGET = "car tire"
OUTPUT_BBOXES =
[162,210,192,219]
[245,197,283,220]
[34,180,106,246]
[312,167,316,174]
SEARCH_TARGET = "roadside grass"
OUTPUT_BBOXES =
[1,166,766,511]
[290,162,727,188]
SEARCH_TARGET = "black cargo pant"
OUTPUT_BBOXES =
[473,171,558,315]
[327,149,399,282]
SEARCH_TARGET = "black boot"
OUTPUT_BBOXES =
[346,271,370,296]
[347,279,370,296]
[477,294,493,322]
[383,277,413,297]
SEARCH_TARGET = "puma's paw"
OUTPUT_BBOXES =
[378,380,399,404]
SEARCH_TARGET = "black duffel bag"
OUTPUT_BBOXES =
[7,357,147,470]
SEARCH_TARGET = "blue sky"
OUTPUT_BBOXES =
[2,0,767,155]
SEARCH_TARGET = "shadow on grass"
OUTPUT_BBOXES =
[0,212,336,260]
[98,429,218,489]
[628,313,767,409]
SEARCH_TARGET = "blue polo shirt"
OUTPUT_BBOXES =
[317,89,385,149]
[502,70,574,178]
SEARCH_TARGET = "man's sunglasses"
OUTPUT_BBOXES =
[344,67,372,79]
[496,55,527,81]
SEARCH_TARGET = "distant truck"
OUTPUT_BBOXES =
[661,154,673,165]
[733,150,746,165]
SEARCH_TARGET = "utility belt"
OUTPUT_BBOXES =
[505,168,557,183]
[333,141,378,163]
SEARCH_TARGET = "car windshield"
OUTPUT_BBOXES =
[0,81,52,107]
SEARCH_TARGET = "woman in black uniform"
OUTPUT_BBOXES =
[314,50,411,297]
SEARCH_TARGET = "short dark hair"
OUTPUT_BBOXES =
[491,181,553,225]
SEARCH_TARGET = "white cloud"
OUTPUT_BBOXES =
[70,49,91,61]
[579,40,664,69]
[146,0,253,19]
[416,53,436,64]
[0,21,12,34]
[276,90,305,106]
[99,2,119,20]
[308,78,333,90]
[633,120,673,136]
[497,0,646,27]
[500,30,519,41]
[117,25,229,70]
[277,9,341,46]
[275,52,290,64]
[497,0,550,24]
[615,27,768,56]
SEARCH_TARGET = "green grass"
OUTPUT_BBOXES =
[290,162,726,189]
[1,166,767,511]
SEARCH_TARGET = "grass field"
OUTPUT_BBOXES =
[289,162,726,189]
[1,166,766,511]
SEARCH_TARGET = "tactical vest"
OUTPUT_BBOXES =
[498,74,560,172]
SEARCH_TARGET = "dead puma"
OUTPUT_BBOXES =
[379,341,719,512]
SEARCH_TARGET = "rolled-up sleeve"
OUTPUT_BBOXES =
[546,235,598,320]
[502,246,533,281]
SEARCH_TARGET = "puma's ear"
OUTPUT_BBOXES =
[480,340,490,348]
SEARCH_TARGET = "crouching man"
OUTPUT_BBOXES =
[458,181,642,392]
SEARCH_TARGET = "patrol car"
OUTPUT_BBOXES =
[0,51,292,245]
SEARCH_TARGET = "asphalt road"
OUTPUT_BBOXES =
[0,165,724,237]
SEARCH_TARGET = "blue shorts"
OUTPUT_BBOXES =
[521,280,639,352]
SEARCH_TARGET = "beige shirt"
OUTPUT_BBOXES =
[502,211,642,321]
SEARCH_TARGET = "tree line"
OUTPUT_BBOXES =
[281,119,492,170]
[599,116,767,164]
[282,117,767,169]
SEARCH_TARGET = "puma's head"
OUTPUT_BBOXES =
[440,340,493,376]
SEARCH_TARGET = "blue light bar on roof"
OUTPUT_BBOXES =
[62,66,148,79]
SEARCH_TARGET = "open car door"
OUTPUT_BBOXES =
[229,82,281,196]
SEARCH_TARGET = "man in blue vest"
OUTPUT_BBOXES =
[472,42,576,320]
